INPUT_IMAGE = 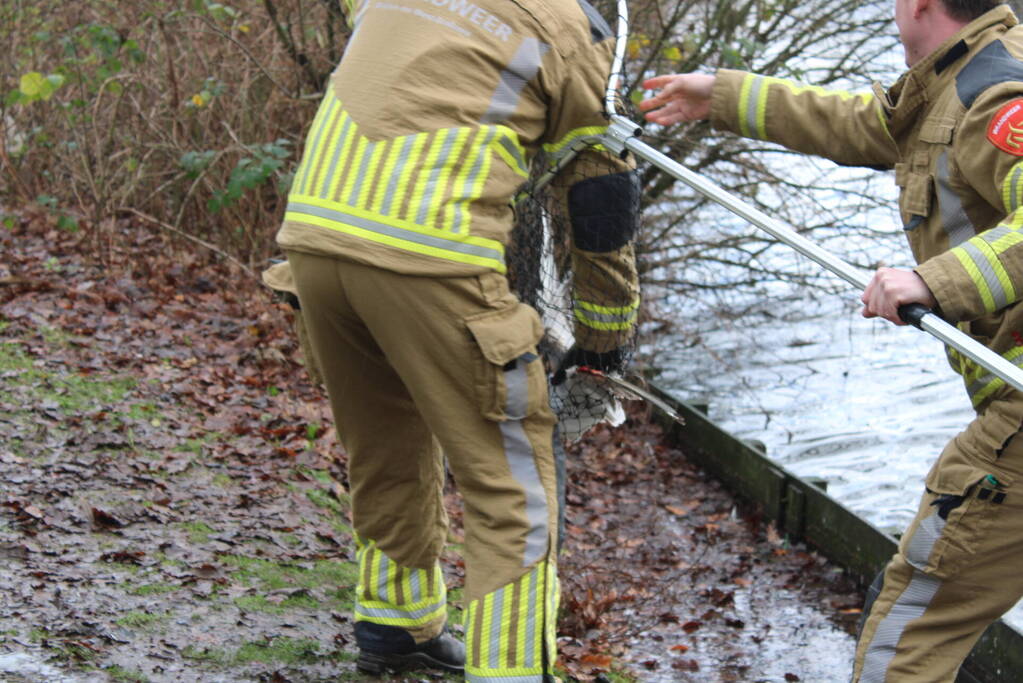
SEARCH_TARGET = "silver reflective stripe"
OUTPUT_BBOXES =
[348,139,378,207]
[489,585,505,670]
[957,239,1006,310]
[287,201,505,265]
[1007,163,1023,212]
[356,600,444,621]
[377,550,390,601]
[496,135,527,174]
[860,571,942,683]
[524,569,537,668]
[416,129,456,224]
[482,38,550,124]
[904,511,945,569]
[576,306,637,326]
[861,510,945,682]
[410,567,422,602]
[746,76,767,140]
[320,112,354,199]
[505,363,530,419]
[453,128,498,234]
[936,151,975,247]
[499,421,549,567]
[381,136,418,216]
[467,676,544,683]
[958,240,1010,310]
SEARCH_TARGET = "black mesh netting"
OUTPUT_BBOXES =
[508,142,640,443]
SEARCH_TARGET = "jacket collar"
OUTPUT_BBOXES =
[883,5,1017,135]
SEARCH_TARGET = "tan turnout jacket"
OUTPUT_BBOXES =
[711,5,1023,412]
[275,0,640,352]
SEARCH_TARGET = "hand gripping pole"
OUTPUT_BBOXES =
[601,114,1023,395]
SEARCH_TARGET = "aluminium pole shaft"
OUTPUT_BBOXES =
[603,115,1023,395]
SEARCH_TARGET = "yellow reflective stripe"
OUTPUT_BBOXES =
[574,310,636,331]
[955,346,1023,406]
[354,539,447,627]
[950,217,1023,313]
[493,130,529,178]
[450,127,497,234]
[286,195,507,272]
[543,125,607,156]
[340,135,369,205]
[480,591,495,670]
[742,75,870,141]
[952,247,997,312]
[293,96,337,195]
[359,138,389,210]
[427,127,472,226]
[407,128,451,223]
[464,133,495,232]
[737,73,756,138]
[328,111,358,201]
[307,104,345,196]
[574,296,640,331]
[1001,161,1023,213]
[395,132,429,217]
[576,297,640,315]
[515,573,529,669]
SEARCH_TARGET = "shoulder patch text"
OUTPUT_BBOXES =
[987,98,1023,156]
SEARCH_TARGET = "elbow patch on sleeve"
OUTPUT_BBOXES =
[568,171,640,253]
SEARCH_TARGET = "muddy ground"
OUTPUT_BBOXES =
[0,212,865,682]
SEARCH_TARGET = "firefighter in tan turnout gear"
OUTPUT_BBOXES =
[641,0,1023,681]
[271,0,639,679]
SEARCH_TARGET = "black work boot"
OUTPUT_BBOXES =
[354,621,465,676]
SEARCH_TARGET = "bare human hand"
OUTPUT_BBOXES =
[860,267,937,325]
[638,73,716,125]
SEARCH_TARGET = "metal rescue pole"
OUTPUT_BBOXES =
[599,115,1023,395]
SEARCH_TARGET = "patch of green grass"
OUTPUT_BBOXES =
[234,637,321,665]
[115,610,168,629]
[0,338,135,413]
[106,665,150,682]
[179,521,215,543]
[234,590,320,614]
[128,582,179,597]
[223,555,358,591]
[306,487,346,516]
[182,644,230,665]
[446,587,465,627]
[175,438,206,456]
[212,473,232,487]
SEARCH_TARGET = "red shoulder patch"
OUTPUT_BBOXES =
[987,99,1023,155]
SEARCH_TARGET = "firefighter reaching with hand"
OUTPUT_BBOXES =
[641,1,1023,681]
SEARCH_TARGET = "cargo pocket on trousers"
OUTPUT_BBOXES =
[916,465,1013,579]
[465,303,546,422]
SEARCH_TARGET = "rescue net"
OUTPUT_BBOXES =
[509,140,641,443]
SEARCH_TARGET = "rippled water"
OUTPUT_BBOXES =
[650,298,1023,630]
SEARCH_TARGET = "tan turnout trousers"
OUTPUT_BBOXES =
[854,400,1023,682]
[288,250,560,680]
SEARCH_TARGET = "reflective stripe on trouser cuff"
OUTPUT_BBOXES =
[354,537,447,628]
[859,510,945,682]
[502,361,549,567]
[465,560,558,681]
